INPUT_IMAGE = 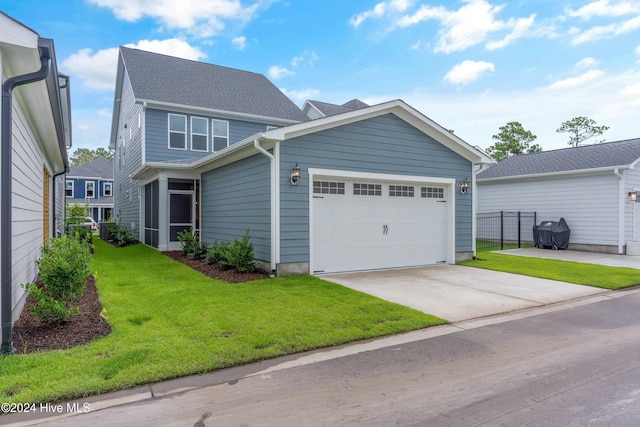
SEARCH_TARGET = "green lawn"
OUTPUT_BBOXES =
[0,240,444,404]
[461,251,640,290]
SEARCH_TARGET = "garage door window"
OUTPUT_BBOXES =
[389,185,414,197]
[313,181,345,194]
[421,187,444,199]
[353,183,382,196]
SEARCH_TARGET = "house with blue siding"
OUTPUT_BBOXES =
[110,47,492,275]
[65,157,114,222]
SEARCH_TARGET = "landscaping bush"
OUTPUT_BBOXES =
[65,202,89,233]
[105,223,138,247]
[22,234,92,323]
[177,228,208,259]
[209,230,256,273]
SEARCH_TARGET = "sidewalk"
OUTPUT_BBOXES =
[496,248,640,269]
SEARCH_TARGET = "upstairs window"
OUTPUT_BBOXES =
[104,182,113,197]
[212,119,229,152]
[169,114,187,150]
[65,180,74,198]
[85,181,95,198]
[191,117,208,152]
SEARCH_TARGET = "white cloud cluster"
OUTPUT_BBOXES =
[443,60,495,85]
[566,0,640,20]
[279,88,320,105]
[87,0,258,38]
[571,15,640,44]
[350,0,413,28]
[232,36,247,50]
[268,65,295,80]
[62,38,206,91]
[544,70,604,90]
[268,50,320,81]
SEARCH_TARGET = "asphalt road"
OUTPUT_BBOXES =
[8,290,640,427]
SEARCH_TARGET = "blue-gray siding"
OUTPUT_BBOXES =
[113,71,143,233]
[145,108,276,163]
[200,153,271,261]
[279,113,472,263]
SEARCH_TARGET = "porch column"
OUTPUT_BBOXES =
[158,176,168,251]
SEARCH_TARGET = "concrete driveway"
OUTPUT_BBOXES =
[323,265,607,322]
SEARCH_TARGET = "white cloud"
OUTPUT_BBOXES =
[572,15,640,44]
[291,50,319,67]
[350,0,413,27]
[232,36,247,50]
[268,65,295,80]
[397,0,536,53]
[576,57,599,68]
[87,0,258,38]
[636,45,640,55]
[543,70,604,90]
[62,38,205,91]
[280,88,320,105]
[566,0,640,20]
[444,60,495,85]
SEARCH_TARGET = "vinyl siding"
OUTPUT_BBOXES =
[478,173,620,246]
[279,113,472,263]
[6,85,47,322]
[113,71,143,233]
[200,153,271,261]
[145,108,274,163]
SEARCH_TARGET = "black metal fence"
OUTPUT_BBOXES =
[477,211,537,252]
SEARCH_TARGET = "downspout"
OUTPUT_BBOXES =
[253,138,278,276]
[614,168,624,254]
[1,53,51,355]
[52,169,68,237]
[472,162,492,259]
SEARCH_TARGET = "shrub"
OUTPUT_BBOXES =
[177,228,208,259]
[212,230,256,273]
[65,202,89,233]
[113,225,138,247]
[23,234,92,323]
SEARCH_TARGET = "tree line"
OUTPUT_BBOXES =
[486,116,610,162]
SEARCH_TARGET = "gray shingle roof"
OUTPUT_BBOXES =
[478,138,640,180]
[307,99,369,118]
[67,157,113,179]
[120,47,307,123]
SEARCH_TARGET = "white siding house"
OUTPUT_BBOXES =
[477,139,640,254]
[1,12,71,354]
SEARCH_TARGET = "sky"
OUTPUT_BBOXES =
[2,0,639,153]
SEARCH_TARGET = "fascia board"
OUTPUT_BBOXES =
[136,99,301,126]
[477,165,632,183]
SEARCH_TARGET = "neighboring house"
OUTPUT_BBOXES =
[1,12,72,353]
[65,157,114,222]
[477,138,640,255]
[110,47,492,275]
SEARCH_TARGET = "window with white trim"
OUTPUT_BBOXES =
[169,114,187,150]
[191,117,209,151]
[65,180,74,198]
[104,182,113,197]
[421,187,444,199]
[313,181,345,194]
[212,119,229,152]
[389,185,414,197]
[85,181,95,198]
[353,183,381,196]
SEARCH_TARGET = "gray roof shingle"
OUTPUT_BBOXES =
[120,47,307,123]
[307,99,369,118]
[67,157,113,179]
[478,138,640,179]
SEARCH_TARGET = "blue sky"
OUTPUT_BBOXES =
[2,0,639,152]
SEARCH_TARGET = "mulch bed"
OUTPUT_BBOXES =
[10,248,269,354]
[163,250,270,283]
[11,276,111,354]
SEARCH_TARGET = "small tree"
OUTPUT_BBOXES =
[486,121,542,162]
[66,202,88,232]
[556,116,610,147]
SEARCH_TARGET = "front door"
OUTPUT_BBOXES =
[169,192,194,250]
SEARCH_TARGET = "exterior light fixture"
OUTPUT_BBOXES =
[290,164,301,186]
[629,191,638,202]
[460,177,470,195]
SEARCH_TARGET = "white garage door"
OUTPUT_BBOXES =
[311,177,451,274]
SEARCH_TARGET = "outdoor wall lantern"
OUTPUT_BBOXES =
[629,191,638,202]
[460,177,470,195]
[290,163,301,186]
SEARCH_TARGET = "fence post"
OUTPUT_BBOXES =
[517,211,521,248]
[500,211,504,250]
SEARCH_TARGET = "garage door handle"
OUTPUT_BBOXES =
[383,224,389,235]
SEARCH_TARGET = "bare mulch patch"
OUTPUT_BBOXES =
[12,276,111,354]
[163,251,270,283]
